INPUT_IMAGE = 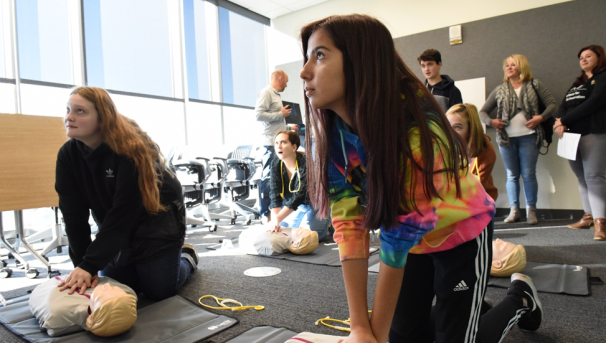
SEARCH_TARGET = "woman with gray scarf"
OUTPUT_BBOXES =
[480,54,557,224]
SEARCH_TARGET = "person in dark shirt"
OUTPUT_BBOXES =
[56,86,198,301]
[268,130,329,240]
[555,45,606,240]
[418,49,463,112]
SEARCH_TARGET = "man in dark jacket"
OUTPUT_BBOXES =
[418,49,463,111]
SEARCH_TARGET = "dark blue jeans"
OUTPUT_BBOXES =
[279,204,331,241]
[99,248,194,301]
[259,146,276,218]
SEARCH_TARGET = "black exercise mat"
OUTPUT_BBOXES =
[0,295,238,343]
[488,262,591,296]
[209,239,381,267]
[224,325,297,343]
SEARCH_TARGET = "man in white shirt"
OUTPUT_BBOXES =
[255,69,299,221]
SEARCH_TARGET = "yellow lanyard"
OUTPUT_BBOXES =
[470,157,481,182]
[198,295,264,311]
[315,311,372,332]
[280,159,300,198]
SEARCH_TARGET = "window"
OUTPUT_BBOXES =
[109,93,187,154]
[183,0,212,101]
[186,102,223,148]
[218,6,267,107]
[15,0,72,84]
[0,83,16,113]
[82,0,176,98]
[222,105,261,147]
[0,16,5,79]
[20,83,71,117]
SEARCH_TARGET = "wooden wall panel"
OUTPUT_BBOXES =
[0,113,67,211]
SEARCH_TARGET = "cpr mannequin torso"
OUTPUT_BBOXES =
[29,276,137,337]
[239,227,319,256]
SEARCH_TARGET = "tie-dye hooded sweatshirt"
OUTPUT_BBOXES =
[328,115,495,269]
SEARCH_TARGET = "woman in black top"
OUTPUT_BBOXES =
[555,45,606,240]
[56,86,198,300]
[268,130,329,240]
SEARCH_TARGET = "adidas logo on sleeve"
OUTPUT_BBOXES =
[454,280,469,291]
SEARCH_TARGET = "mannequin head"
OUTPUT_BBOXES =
[288,228,319,255]
[86,284,137,337]
[491,239,527,277]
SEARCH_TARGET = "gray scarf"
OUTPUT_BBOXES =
[494,80,544,147]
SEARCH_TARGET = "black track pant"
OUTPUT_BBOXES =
[390,222,528,343]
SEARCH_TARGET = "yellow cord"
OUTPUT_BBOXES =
[280,159,301,198]
[198,295,264,311]
[315,311,372,332]
[470,157,481,182]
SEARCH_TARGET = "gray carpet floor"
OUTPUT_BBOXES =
[2,216,605,343]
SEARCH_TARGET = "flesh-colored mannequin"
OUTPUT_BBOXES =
[239,227,319,256]
[90,283,128,312]
[86,284,137,337]
[29,277,137,337]
[289,228,319,254]
[492,239,517,263]
[491,239,527,277]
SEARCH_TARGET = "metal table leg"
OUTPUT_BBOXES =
[39,207,69,256]
[14,210,60,278]
[0,212,29,269]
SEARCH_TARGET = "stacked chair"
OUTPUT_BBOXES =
[170,148,234,232]
[169,145,262,231]
[213,145,261,226]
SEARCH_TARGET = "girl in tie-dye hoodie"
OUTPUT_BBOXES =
[300,15,495,343]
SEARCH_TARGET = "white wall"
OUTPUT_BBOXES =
[270,0,575,106]
[272,0,572,39]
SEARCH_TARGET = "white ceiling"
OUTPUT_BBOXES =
[227,0,329,19]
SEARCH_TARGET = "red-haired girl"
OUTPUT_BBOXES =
[56,87,197,300]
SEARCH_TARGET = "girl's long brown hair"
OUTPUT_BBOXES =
[573,45,606,87]
[71,86,167,213]
[301,14,466,231]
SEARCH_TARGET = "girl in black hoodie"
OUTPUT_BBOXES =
[56,86,198,300]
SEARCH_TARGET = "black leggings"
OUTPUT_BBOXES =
[99,248,194,301]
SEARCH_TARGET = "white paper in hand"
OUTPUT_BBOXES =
[557,132,581,160]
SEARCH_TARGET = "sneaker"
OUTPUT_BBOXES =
[509,273,543,331]
[181,243,199,270]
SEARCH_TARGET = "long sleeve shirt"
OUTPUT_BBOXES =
[470,135,498,202]
[55,139,185,275]
[255,86,288,146]
[479,79,557,147]
[556,69,606,135]
[328,116,495,269]
[269,152,309,210]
